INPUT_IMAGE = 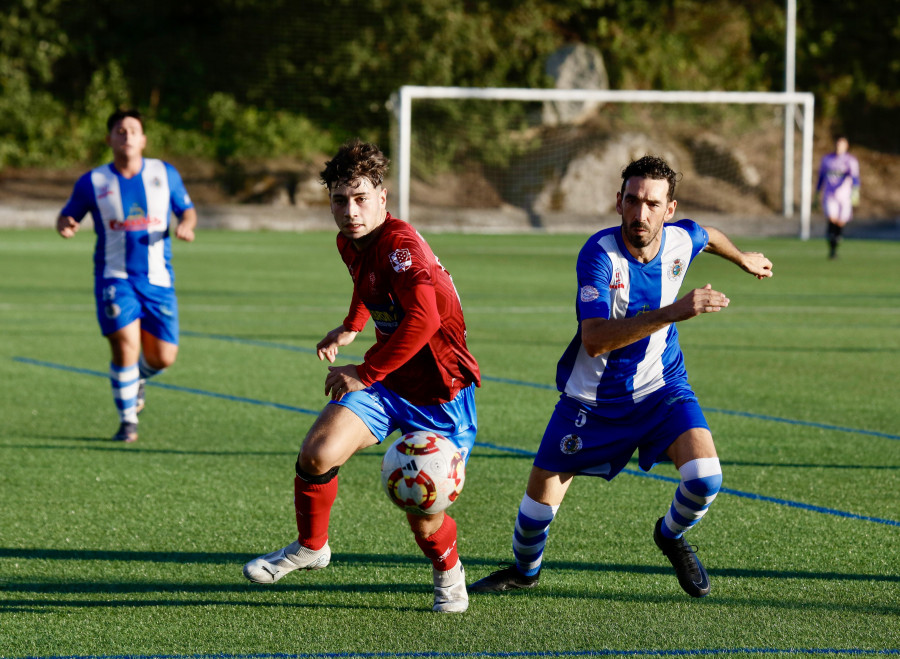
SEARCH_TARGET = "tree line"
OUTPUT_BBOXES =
[1,0,898,169]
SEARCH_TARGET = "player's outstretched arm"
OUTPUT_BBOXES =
[316,325,359,363]
[703,225,773,280]
[56,215,79,239]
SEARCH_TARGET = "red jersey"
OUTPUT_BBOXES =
[337,214,480,406]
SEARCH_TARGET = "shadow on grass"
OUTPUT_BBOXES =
[4,441,297,457]
[2,547,897,585]
[1,575,897,618]
[2,441,535,460]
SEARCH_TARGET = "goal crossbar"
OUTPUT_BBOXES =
[391,85,816,238]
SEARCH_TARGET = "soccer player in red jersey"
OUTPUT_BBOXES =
[243,140,480,613]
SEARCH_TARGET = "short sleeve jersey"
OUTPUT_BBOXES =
[337,214,480,406]
[555,220,709,414]
[817,152,860,200]
[60,158,194,288]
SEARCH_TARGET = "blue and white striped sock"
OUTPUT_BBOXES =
[512,493,558,577]
[660,457,722,539]
[110,362,140,424]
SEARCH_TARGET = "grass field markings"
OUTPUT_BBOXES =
[11,357,320,416]
[704,408,900,442]
[12,357,899,527]
[475,442,900,528]
[181,330,321,354]
[632,470,900,527]
[178,332,900,443]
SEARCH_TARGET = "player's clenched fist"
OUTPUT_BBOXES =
[57,215,79,238]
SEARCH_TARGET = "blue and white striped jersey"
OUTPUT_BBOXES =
[556,219,709,413]
[61,159,193,288]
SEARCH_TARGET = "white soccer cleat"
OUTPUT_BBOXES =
[432,561,468,613]
[243,540,331,584]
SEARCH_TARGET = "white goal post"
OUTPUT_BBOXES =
[391,85,816,239]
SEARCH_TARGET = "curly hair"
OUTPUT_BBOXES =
[320,139,390,191]
[620,155,680,201]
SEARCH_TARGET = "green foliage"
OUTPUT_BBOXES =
[0,0,71,167]
[2,0,899,169]
[204,92,334,163]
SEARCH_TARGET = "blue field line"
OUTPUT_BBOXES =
[16,647,900,659]
[181,331,900,442]
[475,442,900,527]
[12,356,900,528]
[11,357,321,416]
[704,407,900,442]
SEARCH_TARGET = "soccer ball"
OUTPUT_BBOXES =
[380,431,465,515]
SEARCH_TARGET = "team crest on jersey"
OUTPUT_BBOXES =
[560,434,583,455]
[389,248,412,273]
[580,285,600,303]
[667,258,686,281]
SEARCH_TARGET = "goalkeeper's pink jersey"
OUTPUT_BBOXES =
[336,214,480,406]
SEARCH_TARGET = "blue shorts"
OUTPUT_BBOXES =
[332,383,478,464]
[94,277,179,344]
[534,387,709,481]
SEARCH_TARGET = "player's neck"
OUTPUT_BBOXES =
[114,155,144,179]
[621,232,663,263]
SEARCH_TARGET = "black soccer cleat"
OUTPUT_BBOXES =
[112,421,138,443]
[468,563,540,593]
[654,517,710,598]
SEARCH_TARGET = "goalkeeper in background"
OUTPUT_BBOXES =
[816,135,860,259]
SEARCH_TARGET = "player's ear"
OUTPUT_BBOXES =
[666,199,677,220]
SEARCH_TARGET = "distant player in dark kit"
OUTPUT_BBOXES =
[243,140,480,613]
[470,155,773,598]
[56,108,197,443]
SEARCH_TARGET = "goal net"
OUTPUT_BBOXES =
[389,86,815,239]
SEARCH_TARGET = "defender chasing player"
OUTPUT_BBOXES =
[470,155,773,598]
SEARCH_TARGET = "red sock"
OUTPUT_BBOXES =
[414,514,459,571]
[293,474,338,551]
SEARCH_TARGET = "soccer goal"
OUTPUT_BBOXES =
[389,86,815,239]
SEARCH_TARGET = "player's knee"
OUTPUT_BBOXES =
[295,457,339,484]
[679,457,722,499]
[407,510,445,539]
[147,355,175,370]
[685,472,722,499]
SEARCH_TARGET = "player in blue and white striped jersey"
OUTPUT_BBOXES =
[56,109,198,443]
[471,155,772,598]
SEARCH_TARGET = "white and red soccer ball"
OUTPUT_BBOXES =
[380,431,465,515]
